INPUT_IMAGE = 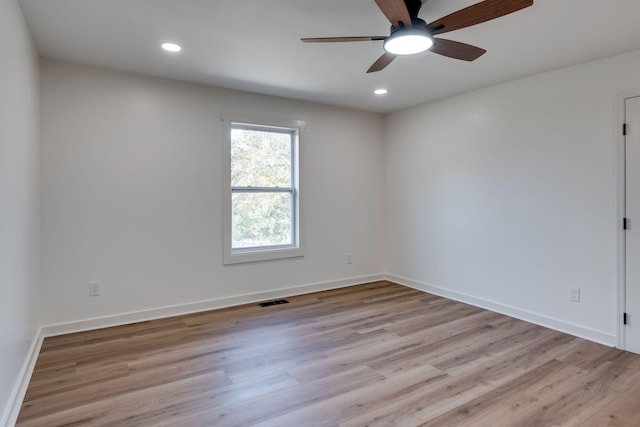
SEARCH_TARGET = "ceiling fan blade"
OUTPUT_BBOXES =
[301,36,387,43]
[430,38,486,61]
[426,0,533,35]
[367,52,397,73]
[375,0,412,28]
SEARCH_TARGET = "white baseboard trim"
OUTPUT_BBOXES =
[4,273,615,425]
[386,274,616,347]
[42,274,386,337]
[2,328,44,427]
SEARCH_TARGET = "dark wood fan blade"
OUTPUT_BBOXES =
[367,52,397,73]
[426,0,533,35]
[301,36,386,43]
[430,38,486,61]
[375,0,412,28]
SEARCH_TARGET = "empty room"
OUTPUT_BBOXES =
[5,0,640,425]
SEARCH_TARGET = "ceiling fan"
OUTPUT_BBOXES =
[301,0,533,73]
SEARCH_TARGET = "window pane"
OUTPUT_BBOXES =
[231,128,291,187]
[232,191,292,249]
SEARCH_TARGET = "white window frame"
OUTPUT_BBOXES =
[222,114,305,264]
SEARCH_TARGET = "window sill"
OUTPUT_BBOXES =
[223,246,305,265]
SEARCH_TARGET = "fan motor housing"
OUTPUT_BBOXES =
[389,17,428,36]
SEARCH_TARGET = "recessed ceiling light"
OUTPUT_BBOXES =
[374,89,388,95]
[161,42,182,53]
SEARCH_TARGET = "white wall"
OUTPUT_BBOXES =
[386,49,640,345]
[36,24,640,353]
[0,0,41,423]
[40,60,385,327]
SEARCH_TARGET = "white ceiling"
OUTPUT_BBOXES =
[18,0,640,113]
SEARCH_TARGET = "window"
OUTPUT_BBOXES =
[223,115,304,264]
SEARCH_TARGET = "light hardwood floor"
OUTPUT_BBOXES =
[16,281,640,426]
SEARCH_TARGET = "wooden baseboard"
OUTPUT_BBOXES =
[386,274,616,347]
[40,272,615,343]
[2,329,43,427]
[42,274,386,338]
[5,274,384,425]
[7,273,617,425]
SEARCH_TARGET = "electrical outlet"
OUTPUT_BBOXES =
[347,253,353,264]
[569,287,580,303]
[89,281,100,297]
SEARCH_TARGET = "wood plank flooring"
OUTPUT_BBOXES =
[16,281,640,426]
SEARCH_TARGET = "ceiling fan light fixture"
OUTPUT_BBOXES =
[383,31,433,55]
